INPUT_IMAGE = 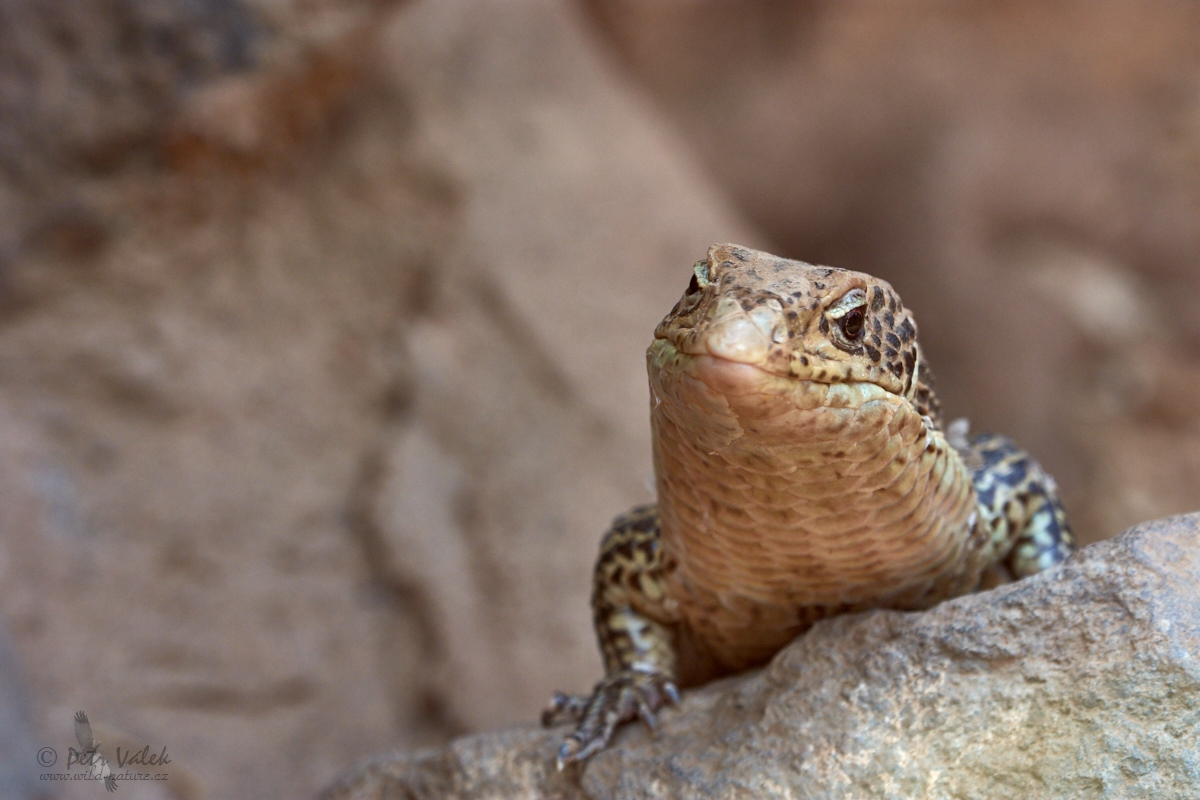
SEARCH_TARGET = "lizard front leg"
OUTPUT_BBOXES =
[542,504,682,767]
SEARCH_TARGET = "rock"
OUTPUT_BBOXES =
[319,512,1200,800]
[0,0,760,797]
[0,627,41,800]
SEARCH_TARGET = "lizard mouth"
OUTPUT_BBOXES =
[690,353,896,418]
[650,339,897,413]
[686,352,785,396]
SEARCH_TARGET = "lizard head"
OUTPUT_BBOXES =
[651,243,922,404]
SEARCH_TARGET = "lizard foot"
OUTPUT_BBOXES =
[542,669,679,769]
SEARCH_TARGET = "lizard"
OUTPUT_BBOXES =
[541,243,1074,767]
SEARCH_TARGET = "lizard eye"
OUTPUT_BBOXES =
[840,308,864,340]
[826,288,868,349]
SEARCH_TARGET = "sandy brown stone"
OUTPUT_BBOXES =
[321,513,1200,800]
[0,1,757,797]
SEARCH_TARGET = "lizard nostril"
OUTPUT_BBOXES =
[748,300,786,345]
[705,315,769,363]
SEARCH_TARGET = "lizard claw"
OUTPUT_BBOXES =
[635,695,659,732]
[549,669,679,769]
[556,734,600,771]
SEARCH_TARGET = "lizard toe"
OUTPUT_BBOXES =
[541,691,590,727]
[553,669,678,767]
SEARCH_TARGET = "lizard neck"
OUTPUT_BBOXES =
[648,352,983,667]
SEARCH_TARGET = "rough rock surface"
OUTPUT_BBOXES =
[321,513,1200,800]
[0,1,756,798]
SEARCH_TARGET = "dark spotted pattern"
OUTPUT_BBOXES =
[588,505,672,673]
[968,433,1074,577]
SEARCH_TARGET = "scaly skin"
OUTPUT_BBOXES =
[542,244,1074,767]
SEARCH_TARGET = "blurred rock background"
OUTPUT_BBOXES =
[0,1,1196,798]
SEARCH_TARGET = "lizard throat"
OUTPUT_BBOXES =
[646,337,980,667]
